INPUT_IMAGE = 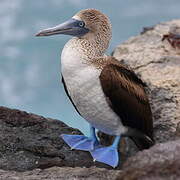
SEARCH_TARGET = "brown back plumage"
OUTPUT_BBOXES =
[99,57,154,149]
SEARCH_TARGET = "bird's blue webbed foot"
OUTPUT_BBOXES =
[61,134,98,151]
[90,135,121,168]
[61,126,99,151]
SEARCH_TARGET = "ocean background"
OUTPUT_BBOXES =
[0,0,179,135]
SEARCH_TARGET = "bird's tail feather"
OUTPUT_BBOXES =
[127,128,154,150]
[130,135,154,150]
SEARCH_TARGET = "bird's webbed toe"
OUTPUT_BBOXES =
[61,134,99,151]
[90,146,119,168]
[90,135,121,167]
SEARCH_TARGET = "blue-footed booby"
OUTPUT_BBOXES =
[36,9,154,168]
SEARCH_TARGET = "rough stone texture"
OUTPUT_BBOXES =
[1,139,180,180]
[0,167,120,180]
[113,19,180,143]
[0,106,112,171]
[1,19,180,179]
[117,139,180,180]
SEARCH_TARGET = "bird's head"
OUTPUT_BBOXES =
[36,9,112,45]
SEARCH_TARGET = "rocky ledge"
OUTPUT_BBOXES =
[0,20,180,179]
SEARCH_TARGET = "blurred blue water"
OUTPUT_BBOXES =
[0,0,179,135]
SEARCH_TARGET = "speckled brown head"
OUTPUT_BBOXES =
[74,9,112,53]
[36,9,112,51]
[74,9,111,37]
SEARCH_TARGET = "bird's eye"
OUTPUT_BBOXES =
[79,21,85,27]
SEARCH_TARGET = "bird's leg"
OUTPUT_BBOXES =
[61,125,99,151]
[90,135,121,168]
[89,126,99,144]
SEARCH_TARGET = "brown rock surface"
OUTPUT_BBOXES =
[0,167,120,180]
[117,139,180,180]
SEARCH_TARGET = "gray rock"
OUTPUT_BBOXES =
[0,167,121,180]
[117,139,180,180]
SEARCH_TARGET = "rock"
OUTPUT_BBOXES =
[0,106,122,179]
[0,106,112,171]
[0,167,120,180]
[113,19,180,143]
[117,139,180,180]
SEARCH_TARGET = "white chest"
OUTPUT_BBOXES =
[60,40,125,135]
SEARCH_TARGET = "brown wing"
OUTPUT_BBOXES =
[99,62,153,139]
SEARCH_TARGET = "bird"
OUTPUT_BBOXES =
[36,9,154,168]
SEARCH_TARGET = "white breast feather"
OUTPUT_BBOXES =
[61,39,127,135]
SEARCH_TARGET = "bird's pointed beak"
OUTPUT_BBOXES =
[35,18,75,37]
[35,18,89,37]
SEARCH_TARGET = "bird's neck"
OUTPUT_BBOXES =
[61,37,107,78]
[62,37,107,66]
[73,37,107,57]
